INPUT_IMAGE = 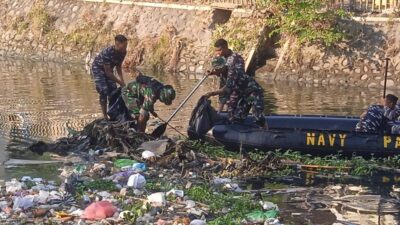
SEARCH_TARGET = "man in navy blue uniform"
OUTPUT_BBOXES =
[92,35,128,119]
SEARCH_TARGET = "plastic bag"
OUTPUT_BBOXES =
[166,189,184,197]
[147,192,166,207]
[142,150,155,159]
[114,159,136,168]
[132,163,147,172]
[36,190,50,204]
[13,196,35,210]
[246,209,279,223]
[190,220,206,225]
[127,174,146,189]
[6,179,23,193]
[82,201,117,220]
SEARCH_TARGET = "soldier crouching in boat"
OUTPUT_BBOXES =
[356,94,400,134]
[203,56,267,128]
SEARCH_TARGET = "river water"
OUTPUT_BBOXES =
[0,59,398,224]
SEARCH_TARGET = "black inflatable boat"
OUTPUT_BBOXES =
[188,97,400,156]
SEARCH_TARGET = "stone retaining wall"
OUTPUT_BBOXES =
[257,19,400,89]
[0,0,221,73]
[1,0,400,88]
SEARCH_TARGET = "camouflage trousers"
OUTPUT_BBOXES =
[228,90,265,126]
[92,64,117,103]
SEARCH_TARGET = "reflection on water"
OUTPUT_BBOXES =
[0,58,391,179]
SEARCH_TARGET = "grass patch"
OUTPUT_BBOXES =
[147,33,171,71]
[28,1,56,35]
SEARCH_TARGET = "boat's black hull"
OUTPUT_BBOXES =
[189,114,400,156]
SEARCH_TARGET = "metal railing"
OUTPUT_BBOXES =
[85,0,400,12]
[328,0,400,13]
[83,0,256,7]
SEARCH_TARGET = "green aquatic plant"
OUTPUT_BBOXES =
[187,185,260,224]
[190,140,240,159]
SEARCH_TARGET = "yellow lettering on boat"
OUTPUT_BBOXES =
[382,176,391,183]
[306,133,316,145]
[394,176,400,183]
[384,136,392,148]
[328,134,336,146]
[396,137,400,148]
[339,134,347,147]
[317,134,325,146]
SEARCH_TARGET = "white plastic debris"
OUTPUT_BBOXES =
[13,195,35,210]
[133,189,144,196]
[224,183,242,192]
[127,174,146,189]
[70,209,84,217]
[97,191,112,199]
[6,179,23,193]
[21,176,32,182]
[188,208,204,216]
[265,218,282,225]
[0,201,8,208]
[166,189,184,197]
[260,201,278,211]
[185,200,196,209]
[32,178,43,183]
[142,150,156,159]
[147,192,166,207]
[0,212,8,219]
[213,177,232,185]
[190,219,206,225]
[36,190,50,204]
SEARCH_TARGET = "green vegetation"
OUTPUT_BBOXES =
[11,16,29,34]
[28,1,55,35]
[261,0,348,46]
[147,33,171,71]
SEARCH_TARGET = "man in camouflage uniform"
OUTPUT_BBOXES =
[204,57,266,127]
[213,39,245,113]
[122,73,176,132]
[92,35,127,119]
[356,94,400,133]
